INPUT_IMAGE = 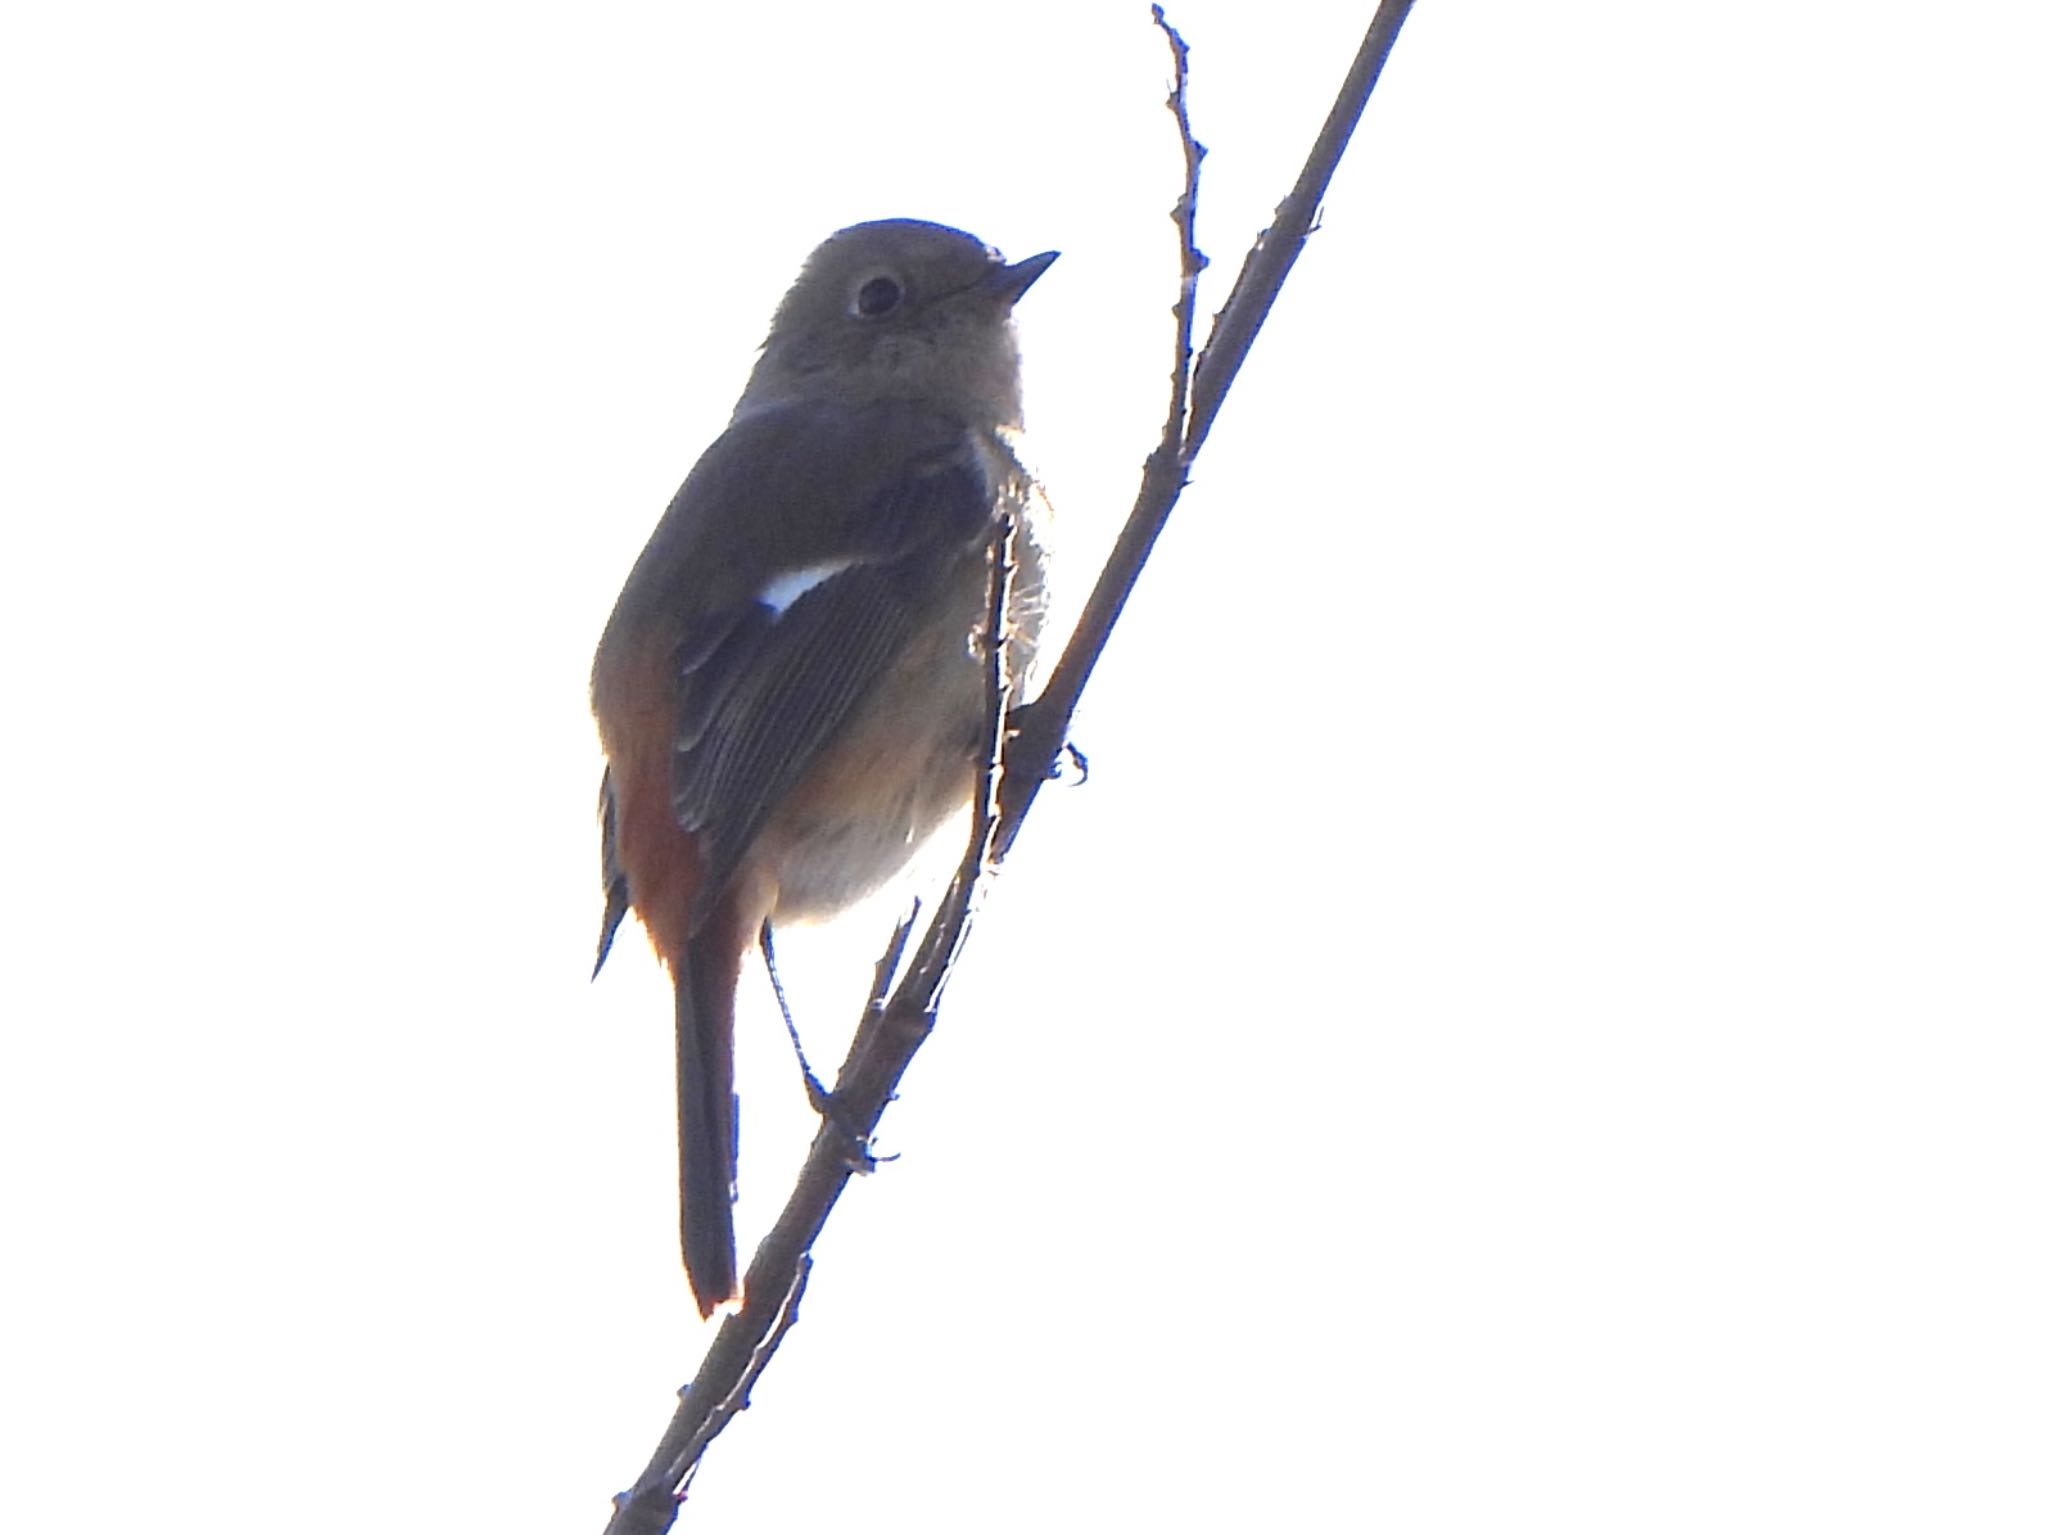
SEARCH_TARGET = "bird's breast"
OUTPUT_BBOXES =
[759,483,1048,924]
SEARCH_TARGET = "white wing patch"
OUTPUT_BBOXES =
[757,558,856,617]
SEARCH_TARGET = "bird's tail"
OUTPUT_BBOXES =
[676,905,744,1318]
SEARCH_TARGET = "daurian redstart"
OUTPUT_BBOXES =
[591,219,1054,1316]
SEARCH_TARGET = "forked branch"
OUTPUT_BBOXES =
[602,6,1416,1528]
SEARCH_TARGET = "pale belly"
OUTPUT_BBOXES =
[763,504,1047,923]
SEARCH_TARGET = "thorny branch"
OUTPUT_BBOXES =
[602,5,1415,1528]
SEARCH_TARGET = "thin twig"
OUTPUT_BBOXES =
[1159,6,1206,456]
[669,1255,810,1495]
[600,6,1415,1523]
[1000,1,1412,852]
[603,523,1021,1535]
[862,900,920,1019]
[1186,0,1415,459]
[996,5,1209,855]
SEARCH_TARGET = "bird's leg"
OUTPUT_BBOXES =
[759,920,877,1173]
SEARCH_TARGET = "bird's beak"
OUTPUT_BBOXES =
[981,250,1059,307]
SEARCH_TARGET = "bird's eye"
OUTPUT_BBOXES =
[852,274,903,318]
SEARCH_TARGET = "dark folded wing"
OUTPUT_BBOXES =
[669,412,994,927]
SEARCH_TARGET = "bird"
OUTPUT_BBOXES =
[590,219,1056,1316]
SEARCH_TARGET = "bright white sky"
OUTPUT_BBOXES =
[5,2,2045,1530]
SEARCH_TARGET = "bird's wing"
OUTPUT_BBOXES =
[661,401,998,925]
